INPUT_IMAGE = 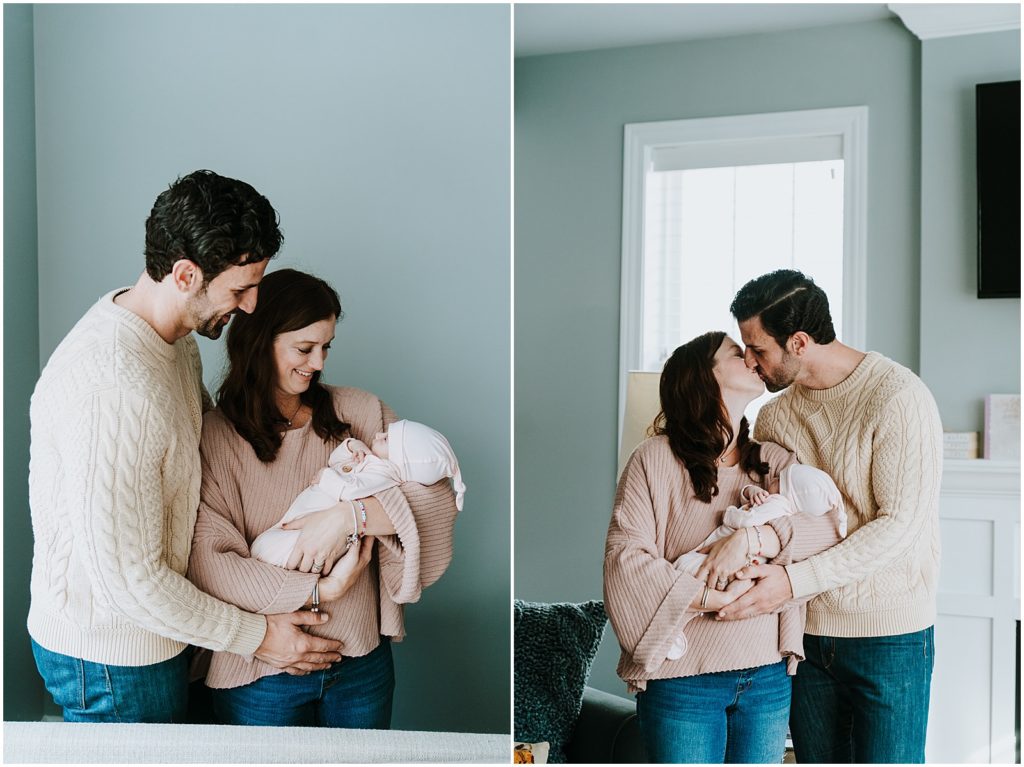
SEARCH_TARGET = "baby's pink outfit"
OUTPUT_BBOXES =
[666,463,846,660]
[250,419,466,567]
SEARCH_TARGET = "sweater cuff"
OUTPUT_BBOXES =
[375,486,421,604]
[784,561,820,600]
[259,572,320,615]
[632,574,703,673]
[225,612,268,656]
[767,516,796,565]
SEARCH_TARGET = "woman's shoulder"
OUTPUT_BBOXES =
[199,409,250,464]
[325,385,390,432]
[201,407,235,438]
[632,434,671,458]
[626,435,681,473]
[325,385,383,415]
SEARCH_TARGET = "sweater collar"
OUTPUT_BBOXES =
[98,288,182,362]
[792,351,883,403]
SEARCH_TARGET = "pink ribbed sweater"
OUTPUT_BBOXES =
[187,386,459,689]
[604,437,841,693]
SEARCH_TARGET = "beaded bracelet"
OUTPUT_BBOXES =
[355,499,368,534]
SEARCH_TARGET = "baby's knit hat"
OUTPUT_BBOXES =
[387,419,467,511]
[780,463,847,537]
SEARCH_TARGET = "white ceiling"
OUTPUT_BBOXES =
[514,3,899,58]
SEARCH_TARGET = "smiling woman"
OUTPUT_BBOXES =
[187,268,460,728]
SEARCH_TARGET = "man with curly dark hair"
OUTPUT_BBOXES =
[719,269,942,764]
[27,170,344,723]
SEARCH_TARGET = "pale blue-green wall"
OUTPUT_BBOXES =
[4,3,44,722]
[919,31,1020,432]
[515,18,921,696]
[18,3,510,732]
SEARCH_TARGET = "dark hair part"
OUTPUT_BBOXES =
[652,331,769,503]
[218,268,349,462]
[729,269,836,348]
[144,169,283,282]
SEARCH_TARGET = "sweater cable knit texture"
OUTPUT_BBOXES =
[754,352,943,638]
[28,290,267,667]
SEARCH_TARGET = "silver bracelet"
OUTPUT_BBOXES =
[311,580,320,613]
[346,501,360,548]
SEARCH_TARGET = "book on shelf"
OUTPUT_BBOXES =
[943,431,979,459]
[983,394,1020,461]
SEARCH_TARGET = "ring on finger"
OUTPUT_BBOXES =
[311,559,325,574]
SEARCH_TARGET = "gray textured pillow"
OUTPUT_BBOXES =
[514,599,607,764]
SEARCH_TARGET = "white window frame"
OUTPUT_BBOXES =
[618,106,869,439]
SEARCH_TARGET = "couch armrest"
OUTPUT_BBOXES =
[565,686,644,763]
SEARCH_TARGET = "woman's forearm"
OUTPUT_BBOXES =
[752,524,781,561]
[358,497,397,536]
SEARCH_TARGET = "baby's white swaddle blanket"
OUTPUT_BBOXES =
[250,419,466,567]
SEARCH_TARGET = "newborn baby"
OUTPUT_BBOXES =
[666,463,847,661]
[250,419,466,567]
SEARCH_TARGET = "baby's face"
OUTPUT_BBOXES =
[371,432,389,459]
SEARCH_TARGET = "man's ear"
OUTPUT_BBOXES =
[788,331,812,357]
[169,259,203,294]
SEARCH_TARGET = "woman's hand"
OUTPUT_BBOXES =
[691,578,754,612]
[282,503,355,575]
[317,536,375,602]
[696,528,753,590]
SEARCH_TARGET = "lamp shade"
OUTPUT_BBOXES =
[618,371,661,476]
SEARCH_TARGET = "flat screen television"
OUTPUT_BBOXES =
[976,80,1020,299]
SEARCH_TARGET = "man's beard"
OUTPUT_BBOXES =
[194,314,229,339]
[761,353,800,392]
[186,292,230,339]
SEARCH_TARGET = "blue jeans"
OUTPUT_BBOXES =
[31,639,189,723]
[212,638,394,728]
[636,661,791,763]
[790,627,934,764]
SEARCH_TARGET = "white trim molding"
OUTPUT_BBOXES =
[889,3,1020,40]
[618,106,869,439]
[929,458,1020,763]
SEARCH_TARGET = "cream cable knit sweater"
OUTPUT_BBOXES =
[754,352,943,638]
[27,290,267,667]
[188,386,459,690]
[604,438,842,692]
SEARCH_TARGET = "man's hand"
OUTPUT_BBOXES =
[715,563,793,621]
[255,611,343,675]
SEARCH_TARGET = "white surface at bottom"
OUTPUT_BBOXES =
[3,720,510,763]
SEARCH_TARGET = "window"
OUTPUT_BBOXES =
[619,106,867,436]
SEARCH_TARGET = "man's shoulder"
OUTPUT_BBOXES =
[857,353,935,409]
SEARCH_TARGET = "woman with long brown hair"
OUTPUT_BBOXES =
[187,268,459,727]
[603,331,841,763]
